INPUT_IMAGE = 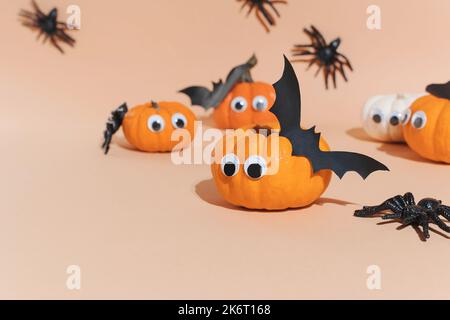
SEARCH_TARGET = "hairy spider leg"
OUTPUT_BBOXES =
[267,0,287,17]
[50,36,64,53]
[303,28,325,48]
[381,212,403,220]
[430,213,450,232]
[255,9,271,33]
[354,194,412,217]
[56,30,76,46]
[337,53,354,71]
[310,25,328,47]
[31,0,45,17]
[324,65,331,89]
[439,206,450,221]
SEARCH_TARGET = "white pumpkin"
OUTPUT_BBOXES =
[362,93,426,142]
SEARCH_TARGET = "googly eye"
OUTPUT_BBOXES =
[389,112,402,126]
[402,109,412,126]
[147,115,165,133]
[220,154,240,177]
[230,97,248,113]
[411,111,427,129]
[244,156,267,180]
[252,96,268,111]
[370,110,383,124]
[171,113,187,129]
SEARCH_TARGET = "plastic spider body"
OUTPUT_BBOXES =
[238,0,287,33]
[291,25,353,89]
[355,193,450,241]
[19,1,76,53]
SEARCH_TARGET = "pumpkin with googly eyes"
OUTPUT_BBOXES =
[102,101,196,154]
[211,132,332,210]
[362,93,425,142]
[213,81,279,130]
[180,55,279,130]
[403,82,450,163]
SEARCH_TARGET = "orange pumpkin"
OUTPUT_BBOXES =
[213,82,279,130]
[403,82,450,163]
[102,101,196,154]
[211,132,332,210]
[180,55,279,130]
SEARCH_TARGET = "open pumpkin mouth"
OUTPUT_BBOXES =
[251,125,279,137]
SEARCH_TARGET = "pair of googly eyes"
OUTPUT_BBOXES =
[230,96,268,113]
[220,154,268,180]
[147,113,187,133]
[371,110,409,127]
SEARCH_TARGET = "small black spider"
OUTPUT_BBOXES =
[102,103,128,155]
[291,25,353,89]
[19,0,76,54]
[238,0,287,33]
[355,193,450,241]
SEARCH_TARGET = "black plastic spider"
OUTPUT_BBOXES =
[19,0,76,54]
[291,25,353,89]
[355,193,450,241]
[238,0,287,33]
[102,103,128,155]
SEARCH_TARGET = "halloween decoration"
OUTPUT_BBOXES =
[403,81,450,163]
[180,55,279,130]
[237,0,287,33]
[362,93,425,142]
[210,57,389,210]
[102,101,196,154]
[355,193,450,241]
[19,0,76,54]
[291,25,353,89]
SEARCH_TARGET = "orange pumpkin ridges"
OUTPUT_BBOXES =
[102,101,196,154]
[403,81,450,163]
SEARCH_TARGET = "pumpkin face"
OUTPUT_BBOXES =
[213,82,279,130]
[122,101,196,152]
[403,95,450,163]
[362,93,424,142]
[211,132,332,210]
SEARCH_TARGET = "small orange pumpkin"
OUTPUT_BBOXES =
[403,82,450,163]
[211,132,332,210]
[180,55,279,130]
[102,101,196,154]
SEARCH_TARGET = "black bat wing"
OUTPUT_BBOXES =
[179,86,214,109]
[179,55,257,109]
[271,56,389,179]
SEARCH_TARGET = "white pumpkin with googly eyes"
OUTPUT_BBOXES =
[362,93,426,142]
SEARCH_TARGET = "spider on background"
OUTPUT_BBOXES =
[291,25,353,89]
[19,0,76,54]
[238,0,287,33]
[355,193,450,241]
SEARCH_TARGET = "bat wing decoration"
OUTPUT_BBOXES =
[179,55,257,109]
[271,56,389,179]
[426,81,450,100]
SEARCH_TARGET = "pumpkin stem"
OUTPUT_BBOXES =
[151,101,160,110]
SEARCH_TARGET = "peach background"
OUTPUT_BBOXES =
[1,0,450,299]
